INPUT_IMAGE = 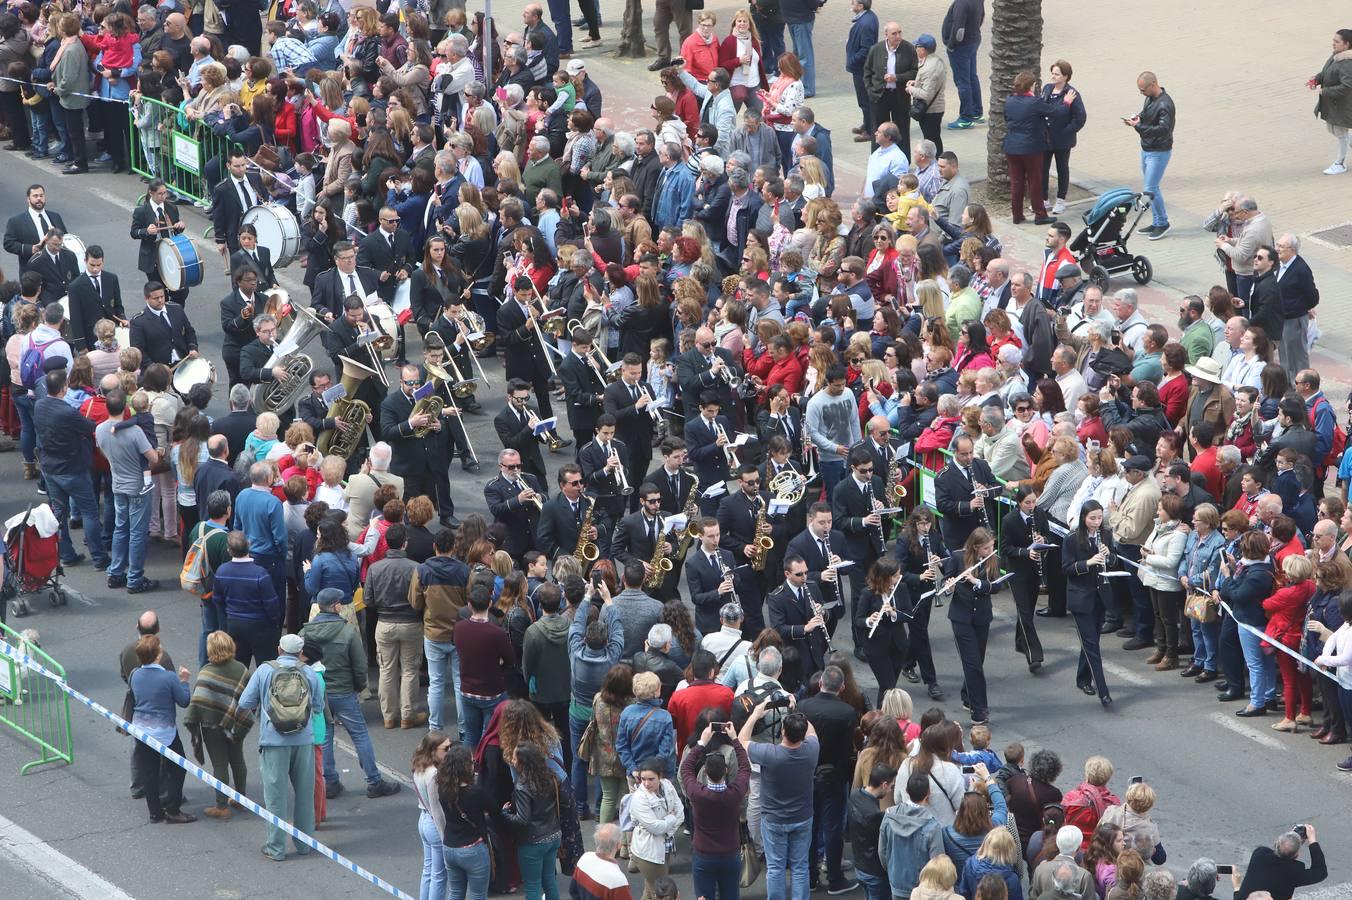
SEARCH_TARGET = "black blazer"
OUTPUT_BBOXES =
[603,379,656,459]
[130,200,183,275]
[220,290,261,357]
[684,413,734,488]
[644,463,696,514]
[717,488,767,566]
[496,297,553,382]
[559,351,606,433]
[1277,254,1319,318]
[311,266,382,320]
[852,437,899,482]
[536,493,588,560]
[1248,270,1285,344]
[410,266,463,331]
[211,173,267,253]
[1000,506,1042,580]
[239,339,282,387]
[935,457,997,551]
[211,409,256,467]
[578,437,629,519]
[380,389,437,477]
[230,246,277,289]
[129,303,197,366]
[767,581,831,675]
[611,509,674,569]
[297,391,334,437]
[942,554,999,627]
[761,457,808,536]
[4,207,67,272]
[484,472,545,556]
[65,271,124,351]
[1060,529,1118,615]
[855,585,909,655]
[785,526,849,613]
[684,544,737,635]
[193,457,241,519]
[674,347,738,416]
[30,248,80,307]
[831,474,887,559]
[494,404,548,487]
[357,228,416,303]
[757,407,804,456]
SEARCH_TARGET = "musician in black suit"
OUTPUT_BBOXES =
[311,241,382,320]
[29,229,80,307]
[684,516,740,636]
[422,336,478,474]
[1061,499,1116,706]
[64,246,125,352]
[129,281,199,367]
[675,326,739,424]
[855,415,901,485]
[577,416,628,557]
[484,448,545,556]
[220,267,263,387]
[298,370,337,437]
[856,558,911,706]
[210,150,267,256]
[559,329,609,454]
[612,482,679,600]
[129,181,190,305]
[761,435,807,555]
[495,379,551,489]
[645,438,695,515]
[229,225,277,290]
[497,276,557,420]
[935,435,998,552]
[358,209,417,304]
[768,554,833,677]
[425,297,484,415]
[536,463,596,561]
[785,502,849,638]
[684,391,736,514]
[603,354,657,514]
[238,313,290,392]
[944,528,1002,725]
[756,386,804,460]
[893,508,948,699]
[832,446,888,652]
[3,185,65,274]
[717,464,776,634]
[1000,489,1046,672]
[380,364,448,505]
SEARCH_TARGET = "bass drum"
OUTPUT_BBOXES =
[242,204,301,268]
[61,234,88,274]
[157,234,204,291]
[368,300,400,362]
[171,356,216,401]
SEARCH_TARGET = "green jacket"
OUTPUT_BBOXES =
[1316,49,1352,128]
[52,41,92,111]
[299,614,367,695]
[1181,319,1215,366]
[522,156,563,208]
[945,287,981,339]
[522,614,572,704]
[583,136,619,187]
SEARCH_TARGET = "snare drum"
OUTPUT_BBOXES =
[172,356,216,400]
[61,234,88,274]
[157,234,204,291]
[242,204,301,268]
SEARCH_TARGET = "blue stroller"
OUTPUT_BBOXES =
[1067,188,1155,291]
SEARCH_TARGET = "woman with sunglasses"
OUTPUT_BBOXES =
[864,224,903,305]
[1062,499,1116,706]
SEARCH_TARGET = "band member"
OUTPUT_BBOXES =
[893,507,948,700]
[685,390,736,514]
[717,464,775,634]
[497,274,558,422]
[238,313,289,391]
[578,414,628,555]
[857,558,910,706]
[324,296,386,378]
[129,281,199,367]
[412,236,466,336]
[560,328,607,455]
[495,378,551,489]
[685,517,740,636]
[757,384,803,459]
[1001,488,1046,673]
[485,449,544,556]
[358,206,416,304]
[646,438,695,515]
[381,364,451,510]
[423,336,479,472]
[612,482,678,600]
[603,352,657,513]
[675,326,739,425]
[1062,499,1117,707]
[5,185,66,274]
[298,370,337,436]
[832,446,888,653]
[536,463,597,562]
[855,415,900,483]
[211,149,267,257]
[426,295,485,413]
[65,244,125,351]
[311,242,382,320]
[760,435,806,564]
[935,434,998,551]
[29,229,80,306]
[130,180,189,303]
[220,266,263,387]
[230,224,277,290]
[944,527,1002,726]
[768,554,833,678]
[786,502,848,638]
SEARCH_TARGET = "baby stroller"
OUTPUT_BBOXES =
[3,505,67,619]
[1068,188,1155,291]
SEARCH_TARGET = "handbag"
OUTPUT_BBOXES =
[739,821,761,887]
[1184,591,1218,623]
[576,718,597,761]
[909,97,929,121]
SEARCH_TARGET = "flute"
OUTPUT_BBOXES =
[868,578,901,639]
[937,552,998,597]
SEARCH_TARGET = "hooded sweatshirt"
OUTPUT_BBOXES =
[523,613,573,704]
[299,613,367,695]
[410,554,470,644]
[879,800,944,897]
[568,606,624,712]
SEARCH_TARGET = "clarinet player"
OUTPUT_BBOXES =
[893,508,947,701]
[1062,499,1117,707]
[1001,487,1046,674]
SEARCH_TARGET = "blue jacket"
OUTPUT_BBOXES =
[846,11,878,73]
[129,663,189,738]
[95,44,142,101]
[1306,392,1336,466]
[941,779,1007,870]
[1177,527,1225,587]
[233,487,287,558]
[879,801,944,895]
[237,654,325,747]
[651,163,695,233]
[306,33,340,71]
[1304,588,1344,659]
[215,558,282,624]
[1001,93,1051,156]
[959,856,1023,900]
[33,395,94,475]
[1219,560,1275,627]
[615,696,676,778]
[1040,84,1087,150]
[304,550,360,599]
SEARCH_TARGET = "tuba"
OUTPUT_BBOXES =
[254,305,330,413]
[317,356,377,458]
[574,497,599,564]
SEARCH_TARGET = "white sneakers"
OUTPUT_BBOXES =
[1324,162,1347,175]
[1052,199,1067,214]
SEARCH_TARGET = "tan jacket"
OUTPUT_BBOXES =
[1111,477,1161,546]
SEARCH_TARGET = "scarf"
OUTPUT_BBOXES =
[473,699,508,771]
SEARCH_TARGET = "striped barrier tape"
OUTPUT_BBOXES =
[1217,598,1352,691]
[0,75,130,104]
[0,639,414,900]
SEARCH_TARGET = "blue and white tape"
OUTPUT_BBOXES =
[0,640,414,900]
[1217,598,1352,691]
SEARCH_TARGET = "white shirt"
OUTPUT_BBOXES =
[1056,368,1090,410]
[230,176,257,208]
[28,206,52,238]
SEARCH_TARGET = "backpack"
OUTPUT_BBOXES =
[19,336,58,389]
[179,525,223,598]
[1307,397,1347,470]
[264,661,313,734]
[1061,786,1111,852]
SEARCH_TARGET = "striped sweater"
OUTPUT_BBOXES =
[182,659,254,739]
[569,852,633,900]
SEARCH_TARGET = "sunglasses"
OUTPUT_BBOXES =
[503,463,521,469]
[565,479,583,486]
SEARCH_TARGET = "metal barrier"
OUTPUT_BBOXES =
[0,620,73,774]
[128,95,242,206]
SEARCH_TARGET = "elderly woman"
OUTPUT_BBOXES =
[1177,859,1222,900]
[1100,782,1166,864]
[995,344,1029,406]
[1038,436,1089,523]
[184,62,237,124]
[431,34,475,126]
[1312,29,1352,176]
[1002,69,1054,224]
[905,34,948,153]
[865,224,902,305]
[1140,494,1189,670]
[319,118,356,206]
[1178,503,1225,681]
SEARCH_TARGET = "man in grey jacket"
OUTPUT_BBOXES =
[1030,826,1096,900]
[366,525,423,729]
[806,365,863,498]
[609,560,665,660]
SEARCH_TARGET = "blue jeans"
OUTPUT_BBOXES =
[419,809,447,900]
[1140,150,1172,227]
[92,468,114,555]
[1190,616,1221,672]
[460,692,505,751]
[1235,274,1255,303]
[569,712,594,814]
[199,598,228,666]
[693,851,742,900]
[761,817,812,900]
[424,637,463,735]
[820,459,846,499]
[856,870,889,900]
[947,40,982,119]
[518,837,561,900]
[13,393,35,463]
[546,0,572,52]
[1237,621,1275,707]
[1117,543,1153,641]
[787,22,815,95]
[109,492,151,586]
[47,100,69,160]
[45,471,107,566]
[28,106,47,151]
[443,841,490,900]
[811,775,847,884]
[322,691,382,786]
[754,15,785,76]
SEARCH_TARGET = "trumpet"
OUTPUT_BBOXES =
[516,478,543,511]
[610,446,632,496]
[517,278,561,378]
[803,431,819,482]
[715,421,739,470]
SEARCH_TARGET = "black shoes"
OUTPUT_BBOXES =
[128,579,159,594]
[1217,690,1245,702]
[647,57,671,71]
[927,684,943,700]
[325,781,344,799]
[1235,706,1266,717]
[901,667,920,683]
[1079,683,1097,696]
[1122,638,1153,651]
[367,779,401,798]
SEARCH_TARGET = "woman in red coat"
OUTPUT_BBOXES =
[268,78,297,151]
[1075,394,1110,448]
[1156,343,1189,426]
[680,13,723,82]
[1262,553,1316,731]
[660,68,700,142]
[719,10,768,110]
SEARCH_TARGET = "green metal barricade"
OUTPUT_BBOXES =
[128,96,243,206]
[0,620,74,774]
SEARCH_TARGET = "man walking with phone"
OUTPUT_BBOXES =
[1125,71,1176,241]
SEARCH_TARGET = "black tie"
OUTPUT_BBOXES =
[38,211,50,233]
[649,517,657,545]
[93,275,101,299]
[571,501,579,521]
[669,472,678,497]
[348,273,358,296]
[387,232,395,252]
[819,538,829,562]
[708,552,718,570]
[237,179,251,210]
[630,384,639,402]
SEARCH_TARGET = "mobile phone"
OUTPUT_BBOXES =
[1129,775,1144,785]
[1294,824,1308,840]
[961,765,977,775]
[1216,865,1234,875]
[711,722,728,733]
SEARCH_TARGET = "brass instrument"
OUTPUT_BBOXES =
[715,421,739,470]
[317,355,377,458]
[589,344,622,383]
[611,446,633,496]
[574,497,599,564]
[456,309,495,351]
[803,430,819,482]
[517,276,562,377]
[644,514,674,590]
[675,469,702,562]
[517,479,544,511]
[411,392,446,439]
[769,468,808,506]
[436,349,477,398]
[885,454,908,502]
[254,352,314,413]
[263,288,296,340]
[749,495,774,572]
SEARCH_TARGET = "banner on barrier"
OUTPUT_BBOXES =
[172,133,200,175]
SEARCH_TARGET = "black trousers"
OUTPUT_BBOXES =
[430,460,456,520]
[1042,148,1072,201]
[951,617,990,717]
[917,111,944,156]
[1073,603,1110,700]
[1043,547,1068,615]
[98,98,128,168]
[402,471,437,506]
[847,555,879,647]
[901,573,937,686]
[865,627,908,707]
[533,699,573,774]
[133,732,186,818]
[1009,570,1044,665]
[63,105,87,166]
[0,91,30,148]
[870,90,911,152]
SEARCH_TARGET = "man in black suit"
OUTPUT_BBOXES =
[935,435,998,551]
[322,296,383,378]
[65,245,125,352]
[645,438,695,515]
[495,379,551,489]
[357,208,416,304]
[559,328,608,454]
[211,384,257,467]
[220,267,263,386]
[785,502,849,637]
[380,363,447,504]
[611,482,679,600]
[29,229,80,307]
[229,225,277,291]
[311,241,382,321]
[484,448,544,556]
[675,326,738,423]
[768,554,833,677]
[297,370,337,438]
[238,313,289,390]
[761,435,807,550]
[497,275,558,421]
[854,415,900,484]
[129,281,199,367]
[603,353,657,514]
[193,435,241,519]
[717,464,775,634]
[1000,490,1045,671]
[757,385,804,460]
[1276,234,1318,372]
[577,416,628,557]
[535,463,597,561]
[684,391,736,514]
[422,338,479,474]
[684,516,740,636]
[3,184,65,274]
[832,446,887,652]
[210,149,267,258]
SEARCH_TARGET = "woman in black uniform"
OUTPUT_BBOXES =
[1001,487,1045,673]
[857,558,910,706]
[894,507,949,701]
[1061,499,1116,707]
[944,527,1001,725]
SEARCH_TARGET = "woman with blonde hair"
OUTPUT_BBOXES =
[803,341,837,400]
[852,716,909,810]
[184,63,236,122]
[1099,782,1165,864]
[87,319,123,381]
[914,855,964,900]
[957,827,1023,900]
[798,155,829,200]
[493,150,522,186]
[183,631,252,821]
[916,279,945,320]
[340,5,381,95]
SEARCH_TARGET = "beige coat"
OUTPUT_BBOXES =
[907,52,948,116]
[1110,477,1161,546]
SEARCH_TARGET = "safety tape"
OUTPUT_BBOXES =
[1217,598,1352,691]
[0,640,414,900]
[0,75,130,104]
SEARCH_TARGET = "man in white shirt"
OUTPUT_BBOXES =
[701,601,751,675]
[1111,288,1150,357]
[1052,346,1089,410]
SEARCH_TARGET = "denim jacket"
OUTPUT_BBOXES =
[1176,527,1225,591]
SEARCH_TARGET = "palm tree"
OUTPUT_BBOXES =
[616,0,648,58]
[985,0,1044,200]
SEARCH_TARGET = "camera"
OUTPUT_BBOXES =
[1216,865,1234,875]
[1294,824,1308,840]
[1129,775,1144,785]
[961,765,977,775]
[711,722,729,734]
[766,694,792,710]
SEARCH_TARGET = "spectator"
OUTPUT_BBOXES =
[629,755,684,900]
[213,530,282,667]
[367,524,424,730]
[571,823,635,900]
[183,630,252,821]
[1234,825,1327,900]
[128,634,195,824]
[681,725,752,900]
[739,703,819,900]
[95,388,162,593]
[880,771,946,898]
[452,582,515,749]
[799,664,860,893]
[411,528,469,737]
[617,671,677,782]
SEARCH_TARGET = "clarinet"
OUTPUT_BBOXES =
[921,533,945,608]
[810,592,834,652]
[863,482,886,552]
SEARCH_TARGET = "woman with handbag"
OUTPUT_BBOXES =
[1263,554,1317,732]
[628,756,685,900]
[1177,503,1225,682]
[1213,530,1277,716]
[1139,495,1189,671]
[182,630,252,821]
[1062,499,1116,706]
[437,742,494,900]
[904,35,947,155]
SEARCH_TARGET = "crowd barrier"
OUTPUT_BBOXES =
[128,96,243,206]
[0,620,73,774]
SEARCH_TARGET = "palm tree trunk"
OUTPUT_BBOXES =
[985,0,1044,202]
[616,0,648,58]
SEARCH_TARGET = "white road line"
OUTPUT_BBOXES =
[1100,660,1151,686]
[1207,711,1288,751]
[88,186,133,211]
[0,811,135,900]
[334,736,414,787]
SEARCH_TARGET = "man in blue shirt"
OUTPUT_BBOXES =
[232,461,287,601]
[128,634,194,824]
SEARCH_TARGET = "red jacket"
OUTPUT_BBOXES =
[274,100,298,151]
[680,33,723,81]
[672,88,699,141]
[667,680,733,752]
[1038,246,1076,298]
[1262,578,1314,647]
[1191,446,1224,500]
[1076,415,1108,448]
[915,414,959,470]
[718,34,768,89]
[80,395,128,472]
[744,348,805,399]
[279,455,322,499]
[1158,375,1188,426]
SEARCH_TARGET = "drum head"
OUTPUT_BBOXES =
[62,235,87,275]
[157,240,183,291]
[242,206,283,259]
[115,325,130,349]
[173,357,211,393]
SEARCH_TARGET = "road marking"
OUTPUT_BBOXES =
[1207,711,1288,750]
[334,736,413,787]
[0,811,135,900]
[88,186,133,211]
[1100,660,1151,686]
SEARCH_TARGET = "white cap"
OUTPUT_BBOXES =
[279,633,305,655]
[566,59,586,76]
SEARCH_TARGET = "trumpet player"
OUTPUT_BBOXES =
[220,266,262,387]
[604,354,657,514]
[380,364,457,524]
[497,274,558,423]
[535,463,598,561]
[831,447,888,656]
[685,391,736,515]
[560,328,609,456]
[423,339,479,473]
[768,555,832,678]
[578,415,627,558]
[323,296,388,384]
[484,449,545,557]
[675,326,740,427]
[716,465,777,634]
[857,558,911,705]
[1000,488,1046,673]
[612,483,679,600]
[494,379,552,489]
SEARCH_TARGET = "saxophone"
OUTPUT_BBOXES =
[675,470,702,561]
[644,515,673,590]
[574,497,599,563]
[885,454,908,501]
[749,495,774,572]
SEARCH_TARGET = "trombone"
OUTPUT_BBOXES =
[452,309,494,386]
[506,271,560,379]
[426,360,478,466]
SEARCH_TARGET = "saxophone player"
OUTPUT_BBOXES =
[611,483,678,600]
[484,449,545,557]
[577,414,628,558]
[831,447,888,656]
[535,463,597,561]
[715,465,773,634]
